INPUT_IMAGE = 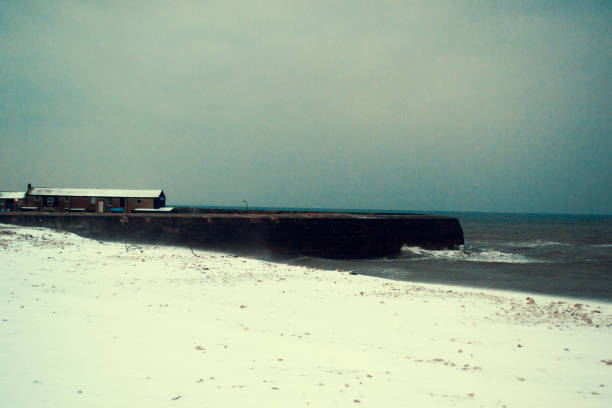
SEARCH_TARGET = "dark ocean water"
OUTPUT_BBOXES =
[285,211,612,302]
[188,206,612,301]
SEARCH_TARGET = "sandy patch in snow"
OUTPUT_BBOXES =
[1,223,611,407]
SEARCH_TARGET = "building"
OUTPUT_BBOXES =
[0,192,25,211]
[24,184,167,213]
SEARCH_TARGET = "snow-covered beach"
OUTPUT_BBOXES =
[1,223,610,407]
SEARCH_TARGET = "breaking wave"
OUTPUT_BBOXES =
[401,245,540,264]
[503,240,571,248]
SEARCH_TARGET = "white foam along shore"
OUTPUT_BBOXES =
[1,224,610,408]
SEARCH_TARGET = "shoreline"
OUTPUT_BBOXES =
[1,223,610,407]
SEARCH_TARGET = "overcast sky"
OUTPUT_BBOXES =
[1,1,610,214]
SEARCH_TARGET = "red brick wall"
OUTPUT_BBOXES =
[24,195,159,212]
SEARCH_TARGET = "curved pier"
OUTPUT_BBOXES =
[0,210,464,259]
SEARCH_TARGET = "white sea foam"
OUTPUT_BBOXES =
[473,249,539,263]
[402,245,539,264]
[504,240,570,248]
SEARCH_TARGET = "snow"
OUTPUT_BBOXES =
[27,188,163,198]
[132,207,175,212]
[0,192,25,199]
[1,223,610,407]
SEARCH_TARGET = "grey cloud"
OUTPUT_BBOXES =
[1,1,610,213]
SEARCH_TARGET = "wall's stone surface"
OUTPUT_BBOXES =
[0,212,464,258]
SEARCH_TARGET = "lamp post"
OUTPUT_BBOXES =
[242,200,249,211]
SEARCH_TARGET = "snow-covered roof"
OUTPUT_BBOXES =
[0,192,26,199]
[28,188,163,198]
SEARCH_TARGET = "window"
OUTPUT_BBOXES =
[107,198,112,206]
[136,199,142,204]
[45,197,57,207]
[91,197,96,204]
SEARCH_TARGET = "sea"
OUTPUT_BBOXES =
[193,207,612,301]
[292,211,612,302]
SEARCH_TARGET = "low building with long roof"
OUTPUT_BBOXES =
[0,192,26,211]
[24,184,166,213]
